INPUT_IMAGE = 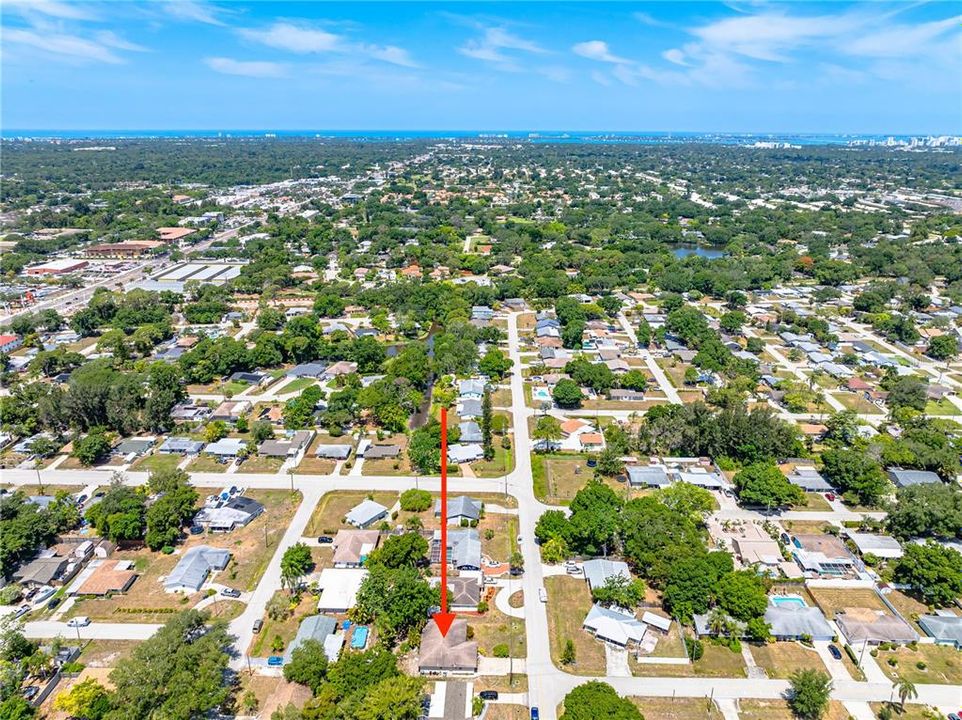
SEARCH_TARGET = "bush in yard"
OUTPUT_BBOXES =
[561,638,576,665]
[685,637,704,661]
[399,488,432,512]
[492,644,509,658]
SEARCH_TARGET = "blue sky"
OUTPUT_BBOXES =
[2,1,960,133]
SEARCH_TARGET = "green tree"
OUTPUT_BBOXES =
[408,420,442,474]
[352,565,437,640]
[145,472,198,550]
[478,348,512,380]
[560,638,576,665]
[399,489,432,512]
[591,574,645,609]
[533,415,563,450]
[887,483,962,541]
[892,542,962,606]
[560,681,643,720]
[733,462,805,509]
[894,677,917,711]
[54,678,110,720]
[203,420,228,443]
[926,335,958,361]
[283,639,328,694]
[367,533,428,569]
[552,379,583,409]
[281,543,314,590]
[355,675,424,720]
[787,669,832,720]
[715,570,769,622]
[105,610,232,720]
[656,482,714,520]
[73,429,112,466]
[820,449,889,506]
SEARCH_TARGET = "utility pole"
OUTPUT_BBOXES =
[36,468,44,496]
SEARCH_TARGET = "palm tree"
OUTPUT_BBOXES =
[894,676,917,711]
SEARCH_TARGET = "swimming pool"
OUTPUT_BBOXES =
[532,387,552,402]
[351,626,369,649]
[770,594,807,609]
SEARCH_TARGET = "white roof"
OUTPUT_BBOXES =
[641,611,672,632]
[317,568,368,611]
[583,604,646,646]
[847,532,904,559]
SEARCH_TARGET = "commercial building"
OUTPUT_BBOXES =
[25,259,89,276]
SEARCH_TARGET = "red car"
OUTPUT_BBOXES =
[825,493,836,502]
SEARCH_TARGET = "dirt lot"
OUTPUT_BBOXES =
[876,644,962,685]
[808,587,889,618]
[477,512,519,563]
[544,575,606,676]
[304,490,399,536]
[739,700,851,720]
[468,606,526,658]
[483,705,529,720]
[749,641,828,679]
[630,697,716,720]
[249,592,318,657]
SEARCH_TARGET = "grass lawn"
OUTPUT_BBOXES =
[869,702,946,720]
[832,392,881,415]
[293,456,337,475]
[532,453,593,505]
[305,490,398,536]
[883,590,932,631]
[793,493,833,512]
[630,698,715,720]
[483,706,529,720]
[876,644,962,685]
[205,598,247,621]
[469,608,526,658]
[508,591,524,608]
[221,380,250,397]
[749,641,827,679]
[249,592,316,657]
[477,513,518,563]
[490,388,513,407]
[925,398,960,416]
[473,443,515,479]
[186,454,229,473]
[77,639,138,668]
[238,455,285,473]
[220,490,300,591]
[129,453,183,474]
[276,377,317,395]
[474,674,528,693]
[738,700,850,720]
[629,641,746,678]
[544,575,606,676]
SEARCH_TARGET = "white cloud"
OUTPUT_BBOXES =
[364,44,419,68]
[95,30,148,53]
[161,0,225,26]
[843,14,961,59]
[662,48,688,66]
[572,40,631,65]
[205,56,287,78]
[239,22,341,54]
[2,0,96,21]
[458,26,545,68]
[5,27,127,64]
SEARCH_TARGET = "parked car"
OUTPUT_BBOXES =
[21,686,39,701]
[14,605,30,619]
[67,616,90,628]
[828,645,842,660]
[253,619,263,634]
[825,492,836,502]
[34,586,55,603]
[530,708,540,720]
[538,587,547,603]
[509,566,524,577]
[47,597,61,610]
[317,536,334,544]
[221,587,241,598]
[479,691,499,701]
[267,656,283,667]
[75,494,88,505]
[947,714,960,720]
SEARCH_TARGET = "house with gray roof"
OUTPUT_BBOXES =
[287,363,327,378]
[764,603,835,641]
[158,437,204,455]
[626,465,670,488]
[458,379,486,399]
[163,546,230,593]
[345,500,389,529]
[785,466,833,492]
[258,430,314,458]
[315,443,352,460]
[362,444,400,460]
[114,437,156,457]
[886,468,942,488]
[918,615,962,649]
[458,421,483,443]
[456,399,482,419]
[435,496,482,525]
[432,529,482,571]
[286,614,340,660]
[582,559,631,592]
[583,604,646,647]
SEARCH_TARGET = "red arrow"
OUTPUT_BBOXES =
[434,406,456,637]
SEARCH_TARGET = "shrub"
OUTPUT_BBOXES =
[916,661,927,670]
[492,644,509,658]
[477,601,489,614]
[466,625,475,640]
[887,657,898,667]
[685,637,704,661]
[561,638,576,665]
[399,488,433,512]
[161,546,174,555]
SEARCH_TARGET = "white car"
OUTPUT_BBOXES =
[66,616,90,628]
[538,587,547,603]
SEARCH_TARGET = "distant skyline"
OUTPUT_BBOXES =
[2,1,960,134]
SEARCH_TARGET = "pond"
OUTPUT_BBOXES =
[673,243,727,260]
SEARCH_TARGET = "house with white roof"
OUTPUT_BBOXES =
[345,500,389,528]
[583,604,646,647]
